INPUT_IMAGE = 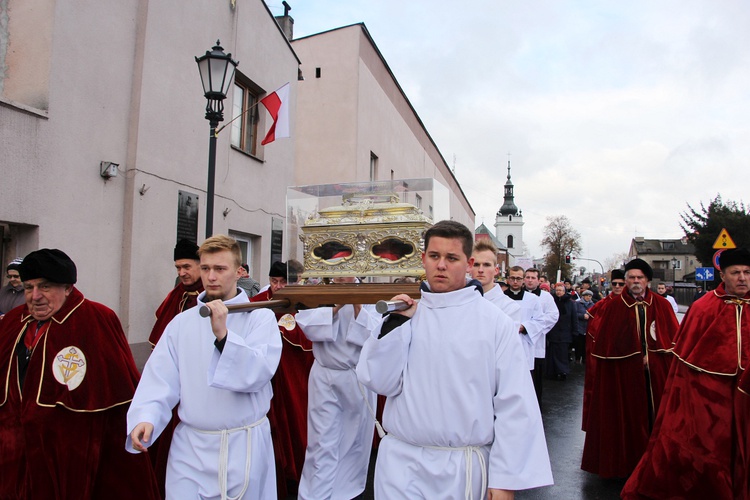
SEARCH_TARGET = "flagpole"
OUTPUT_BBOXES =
[214,100,261,136]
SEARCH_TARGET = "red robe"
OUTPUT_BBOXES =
[251,289,314,497]
[146,280,203,498]
[736,368,750,499]
[581,289,678,478]
[581,293,615,432]
[0,287,159,499]
[148,281,203,347]
[622,285,750,499]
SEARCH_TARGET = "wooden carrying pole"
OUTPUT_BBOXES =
[199,282,421,317]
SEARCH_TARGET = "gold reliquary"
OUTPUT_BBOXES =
[286,179,450,279]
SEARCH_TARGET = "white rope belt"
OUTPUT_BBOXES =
[189,416,267,500]
[389,433,488,500]
[353,368,386,438]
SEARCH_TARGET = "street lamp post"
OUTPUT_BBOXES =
[671,257,679,286]
[196,40,238,239]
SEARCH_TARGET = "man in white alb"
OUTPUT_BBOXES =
[127,235,281,499]
[503,266,548,374]
[656,282,679,315]
[296,276,380,500]
[470,239,521,326]
[358,220,552,499]
[523,268,559,404]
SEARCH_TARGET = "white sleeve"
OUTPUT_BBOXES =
[126,321,182,453]
[668,295,679,314]
[520,298,546,348]
[488,318,553,489]
[540,292,560,333]
[345,304,380,347]
[356,315,410,397]
[208,308,282,393]
[295,307,335,342]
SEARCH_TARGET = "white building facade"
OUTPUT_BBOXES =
[494,161,526,263]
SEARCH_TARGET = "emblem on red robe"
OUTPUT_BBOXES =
[278,313,296,331]
[53,346,87,390]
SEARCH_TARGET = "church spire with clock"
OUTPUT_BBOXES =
[494,160,525,260]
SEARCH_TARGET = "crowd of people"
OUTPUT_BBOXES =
[0,226,748,499]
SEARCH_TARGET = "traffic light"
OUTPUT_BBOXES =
[565,255,571,264]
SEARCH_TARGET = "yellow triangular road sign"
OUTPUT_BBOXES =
[712,228,737,250]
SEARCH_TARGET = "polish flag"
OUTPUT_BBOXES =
[260,82,290,145]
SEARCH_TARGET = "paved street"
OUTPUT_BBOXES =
[516,362,625,500]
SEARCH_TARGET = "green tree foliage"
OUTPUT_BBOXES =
[680,195,750,271]
[541,215,583,280]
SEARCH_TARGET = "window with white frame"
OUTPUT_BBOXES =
[229,231,260,279]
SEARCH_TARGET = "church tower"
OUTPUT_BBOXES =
[494,160,525,261]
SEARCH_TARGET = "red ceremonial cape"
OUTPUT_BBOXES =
[622,284,750,499]
[251,289,314,497]
[581,289,678,478]
[148,281,203,347]
[0,287,159,499]
[736,369,750,500]
[581,293,615,432]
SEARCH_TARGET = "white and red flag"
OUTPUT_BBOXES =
[259,82,290,145]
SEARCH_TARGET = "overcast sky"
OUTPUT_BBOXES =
[274,0,750,267]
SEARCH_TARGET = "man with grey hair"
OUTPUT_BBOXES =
[582,258,678,478]
[0,249,159,499]
[149,239,204,347]
[623,248,750,498]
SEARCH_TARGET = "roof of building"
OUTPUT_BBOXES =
[475,223,508,250]
[497,161,521,217]
[630,237,696,256]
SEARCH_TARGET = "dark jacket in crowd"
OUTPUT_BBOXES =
[548,293,579,343]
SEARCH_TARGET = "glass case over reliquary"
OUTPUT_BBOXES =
[286,179,449,279]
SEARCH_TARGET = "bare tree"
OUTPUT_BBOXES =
[604,252,629,272]
[540,215,583,280]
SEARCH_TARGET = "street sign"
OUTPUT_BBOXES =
[713,250,723,270]
[712,228,737,250]
[695,267,715,281]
